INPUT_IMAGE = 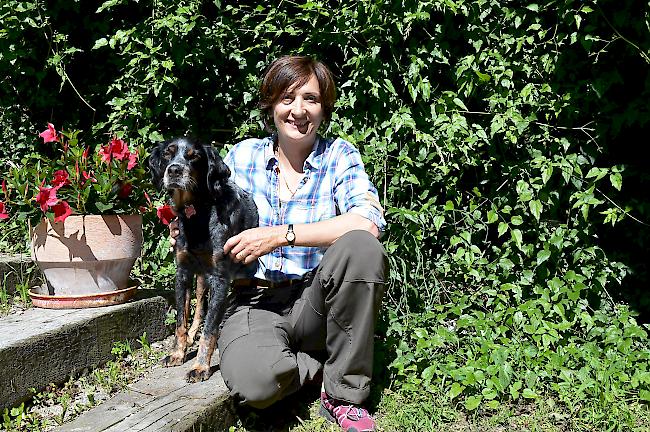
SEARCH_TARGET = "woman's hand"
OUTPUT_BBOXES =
[224,226,284,264]
[168,219,180,248]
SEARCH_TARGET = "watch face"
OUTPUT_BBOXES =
[286,232,296,242]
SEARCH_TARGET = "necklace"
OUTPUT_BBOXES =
[280,166,299,196]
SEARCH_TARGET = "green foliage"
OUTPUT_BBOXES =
[110,339,132,358]
[1,0,649,429]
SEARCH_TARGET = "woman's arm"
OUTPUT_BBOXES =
[223,213,378,264]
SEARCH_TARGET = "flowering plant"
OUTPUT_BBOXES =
[0,123,153,226]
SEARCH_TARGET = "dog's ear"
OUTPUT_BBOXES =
[147,142,166,190]
[203,144,231,197]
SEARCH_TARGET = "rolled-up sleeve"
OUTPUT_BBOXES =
[333,143,386,232]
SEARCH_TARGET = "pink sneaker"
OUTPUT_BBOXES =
[320,391,376,432]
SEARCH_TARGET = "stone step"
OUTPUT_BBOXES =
[0,253,40,295]
[0,292,170,410]
[56,357,235,432]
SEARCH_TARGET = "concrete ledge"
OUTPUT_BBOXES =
[57,359,235,432]
[0,292,170,410]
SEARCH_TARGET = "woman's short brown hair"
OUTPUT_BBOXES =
[259,56,336,133]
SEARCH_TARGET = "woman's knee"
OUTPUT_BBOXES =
[220,344,299,409]
[324,230,387,282]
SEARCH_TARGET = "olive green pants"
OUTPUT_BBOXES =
[217,230,388,409]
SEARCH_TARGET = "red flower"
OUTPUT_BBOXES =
[82,146,90,162]
[156,204,176,225]
[39,123,59,143]
[51,170,71,190]
[0,201,8,220]
[1,179,6,198]
[52,200,72,223]
[127,151,138,170]
[118,182,133,198]
[99,137,130,163]
[35,186,58,212]
[82,171,97,186]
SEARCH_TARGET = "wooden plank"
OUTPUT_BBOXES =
[57,357,234,432]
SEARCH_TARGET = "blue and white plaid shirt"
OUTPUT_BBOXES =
[224,135,386,282]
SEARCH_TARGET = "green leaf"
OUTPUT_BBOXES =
[498,222,508,237]
[421,365,436,381]
[536,250,551,265]
[522,388,538,399]
[453,97,467,110]
[465,395,482,410]
[449,382,465,399]
[149,131,165,142]
[433,215,445,231]
[640,389,650,402]
[610,172,622,191]
[490,114,504,137]
[92,38,109,49]
[95,202,114,212]
[586,167,607,181]
[529,200,542,221]
[541,165,553,184]
[511,229,523,249]
[383,79,397,96]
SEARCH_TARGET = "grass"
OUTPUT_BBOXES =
[0,258,40,317]
[227,385,650,432]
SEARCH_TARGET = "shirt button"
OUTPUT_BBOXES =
[274,259,282,269]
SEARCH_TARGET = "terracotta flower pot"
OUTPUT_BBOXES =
[29,214,142,307]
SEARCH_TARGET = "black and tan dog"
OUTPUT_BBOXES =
[149,137,258,382]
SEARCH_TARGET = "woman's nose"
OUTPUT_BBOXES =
[290,98,306,116]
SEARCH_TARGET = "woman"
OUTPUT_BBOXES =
[177,56,387,432]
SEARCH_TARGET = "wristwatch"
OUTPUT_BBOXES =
[285,224,296,247]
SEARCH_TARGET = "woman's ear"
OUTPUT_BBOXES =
[147,142,166,190]
[203,145,231,197]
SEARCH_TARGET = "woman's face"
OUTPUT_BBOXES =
[273,74,324,146]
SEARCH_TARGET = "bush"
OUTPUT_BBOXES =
[1,0,649,428]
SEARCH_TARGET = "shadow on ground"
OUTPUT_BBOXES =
[233,384,322,431]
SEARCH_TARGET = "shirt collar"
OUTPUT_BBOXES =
[264,135,326,171]
[263,136,277,170]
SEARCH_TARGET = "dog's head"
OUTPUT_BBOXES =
[148,137,231,200]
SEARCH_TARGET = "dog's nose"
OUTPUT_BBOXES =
[167,164,183,177]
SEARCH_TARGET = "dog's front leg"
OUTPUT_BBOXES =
[187,274,206,346]
[163,269,193,367]
[186,271,229,382]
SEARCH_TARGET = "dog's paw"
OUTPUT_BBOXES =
[186,364,212,382]
[161,352,185,367]
[187,329,199,346]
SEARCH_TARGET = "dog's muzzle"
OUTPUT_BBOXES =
[163,163,193,189]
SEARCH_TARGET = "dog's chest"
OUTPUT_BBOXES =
[175,210,227,268]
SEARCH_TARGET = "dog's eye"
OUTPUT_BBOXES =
[187,152,201,161]
[163,145,177,159]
